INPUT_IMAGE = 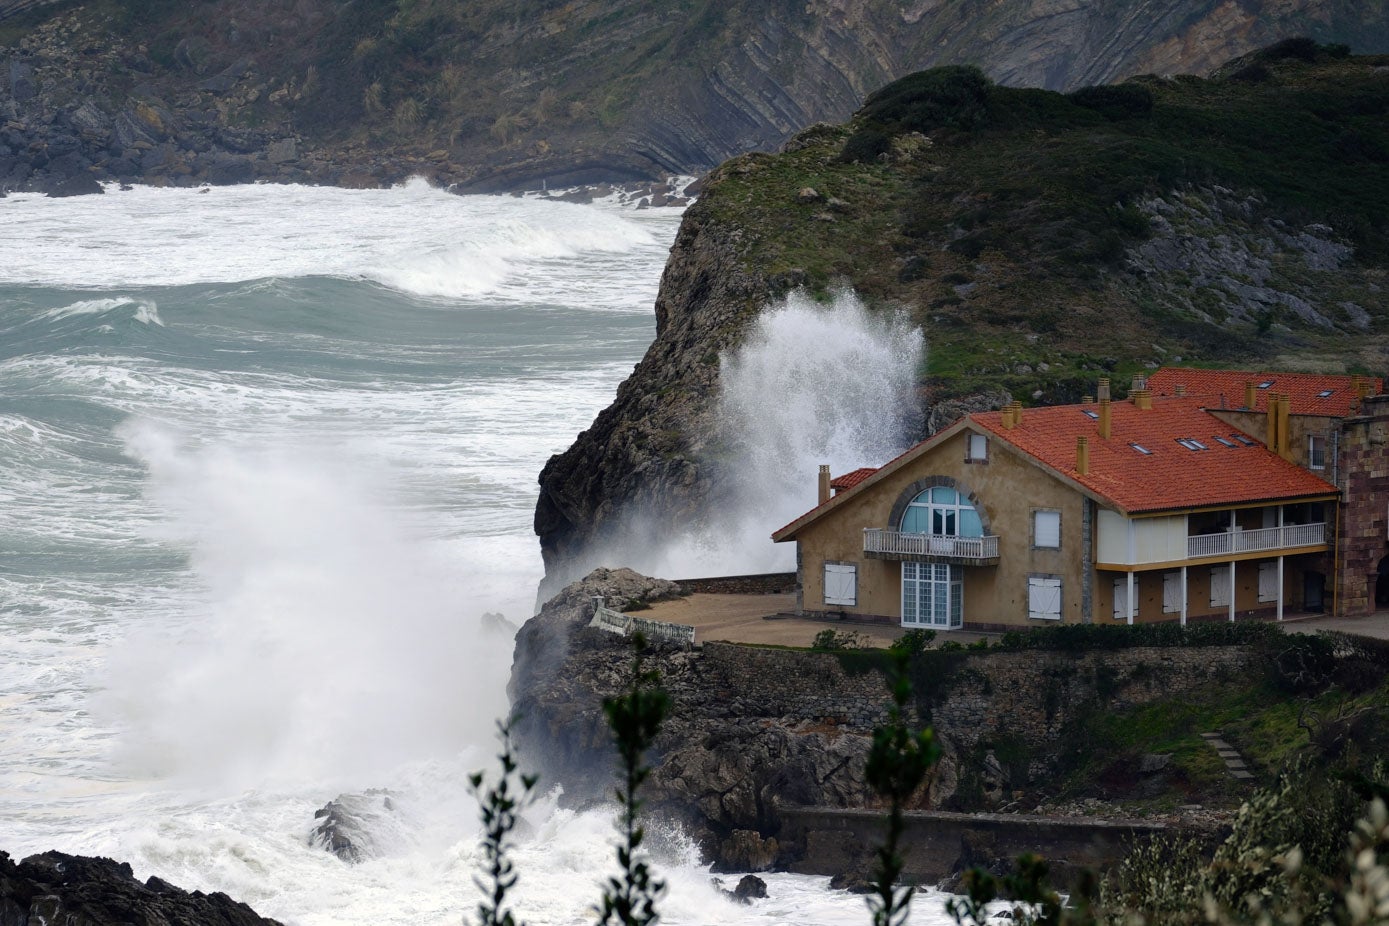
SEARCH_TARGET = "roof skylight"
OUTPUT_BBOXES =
[1130,442,1153,455]
[1258,381,1274,389]
[1317,389,1334,398]
[1082,410,1099,419]
[1214,436,1238,448]
[1176,438,1209,451]
[1232,434,1257,446]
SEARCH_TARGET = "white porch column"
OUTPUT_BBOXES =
[1277,555,1285,621]
[1127,571,1136,626]
[1228,560,1236,622]
[1180,566,1188,627]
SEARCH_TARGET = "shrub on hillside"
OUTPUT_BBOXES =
[859,65,992,135]
[1066,83,1155,121]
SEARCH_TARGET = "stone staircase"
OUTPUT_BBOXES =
[1201,732,1255,780]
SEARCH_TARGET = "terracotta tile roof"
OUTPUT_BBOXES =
[971,398,1337,514]
[1147,367,1382,418]
[830,467,878,491]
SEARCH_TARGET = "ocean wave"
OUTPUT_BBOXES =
[0,180,672,301]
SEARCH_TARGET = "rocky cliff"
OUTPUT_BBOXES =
[0,850,281,926]
[1,1,1387,194]
[536,44,1389,589]
[509,570,1258,869]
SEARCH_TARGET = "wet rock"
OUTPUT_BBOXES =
[713,829,779,872]
[266,138,297,164]
[726,874,768,903]
[310,789,402,864]
[829,868,874,893]
[0,849,281,926]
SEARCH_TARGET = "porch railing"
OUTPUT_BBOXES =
[1186,522,1326,559]
[863,529,1000,561]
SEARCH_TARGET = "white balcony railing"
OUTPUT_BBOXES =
[1186,522,1326,559]
[864,529,1000,561]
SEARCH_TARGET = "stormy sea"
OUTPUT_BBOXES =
[0,180,953,925]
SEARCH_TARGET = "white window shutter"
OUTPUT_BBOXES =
[1211,567,1231,607]
[1034,511,1060,548]
[1113,578,1129,620]
[1163,572,1182,613]
[824,563,857,606]
[1258,562,1279,603]
[1028,577,1061,620]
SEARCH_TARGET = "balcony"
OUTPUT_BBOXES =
[864,529,1000,565]
[1187,522,1327,559]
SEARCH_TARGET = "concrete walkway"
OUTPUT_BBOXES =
[641,593,1389,648]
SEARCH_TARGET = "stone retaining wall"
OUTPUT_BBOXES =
[779,807,1171,887]
[673,572,798,595]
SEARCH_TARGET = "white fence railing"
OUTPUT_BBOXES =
[863,529,1000,561]
[1186,522,1326,559]
[588,597,696,647]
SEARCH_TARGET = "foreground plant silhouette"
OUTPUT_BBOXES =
[597,633,672,926]
[468,717,540,926]
[866,652,941,926]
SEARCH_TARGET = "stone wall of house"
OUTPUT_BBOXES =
[1336,394,1389,616]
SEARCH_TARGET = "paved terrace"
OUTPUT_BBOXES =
[640,593,1389,647]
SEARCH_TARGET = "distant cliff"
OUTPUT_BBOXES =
[2,0,1387,193]
[535,44,1389,590]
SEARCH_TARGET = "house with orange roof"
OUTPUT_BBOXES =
[773,367,1389,629]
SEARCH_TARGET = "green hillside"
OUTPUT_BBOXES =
[696,41,1389,406]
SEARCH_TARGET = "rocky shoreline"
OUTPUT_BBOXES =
[0,850,282,926]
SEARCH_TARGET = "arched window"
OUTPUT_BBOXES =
[900,485,983,537]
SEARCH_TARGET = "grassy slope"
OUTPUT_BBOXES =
[697,44,1389,406]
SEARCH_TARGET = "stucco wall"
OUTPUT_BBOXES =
[789,425,1088,628]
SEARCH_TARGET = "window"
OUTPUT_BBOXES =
[1232,434,1257,446]
[1028,576,1061,621]
[1130,442,1153,455]
[1176,438,1208,451]
[824,563,857,607]
[1113,577,1133,620]
[967,433,988,462]
[1258,381,1274,389]
[1163,571,1182,614]
[1214,436,1238,448]
[901,485,983,538]
[1082,410,1099,420]
[1317,389,1334,398]
[1309,434,1327,470]
[1258,562,1279,603]
[1210,566,1232,608]
[1033,510,1061,549]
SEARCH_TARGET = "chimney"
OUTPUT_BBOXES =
[1082,394,1094,404]
[817,464,831,505]
[1099,398,1112,439]
[1132,389,1153,410]
[1174,384,1186,397]
[1355,376,1374,399]
[1131,373,1147,393]
[1076,436,1090,475]
[1002,401,1022,429]
[1277,394,1292,461]
[1244,381,1256,410]
[1012,401,1023,426]
[1266,393,1282,455]
[1097,377,1111,402]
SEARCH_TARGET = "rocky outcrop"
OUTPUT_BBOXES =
[0,850,281,926]
[509,572,1257,869]
[2,1,1386,195]
[309,790,403,864]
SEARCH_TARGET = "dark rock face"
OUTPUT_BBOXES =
[509,574,1258,868]
[534,191,779,599]
[0,850,282,926]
